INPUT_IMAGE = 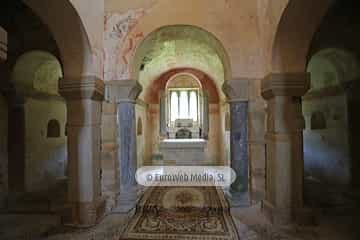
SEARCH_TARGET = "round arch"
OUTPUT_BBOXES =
[307,48,360,91]
[271,0,334,73]
[143,68,220,104]
[23,0,93,78]
[131,25,231,91]
[166,72,202,89]
[12,50,63,95]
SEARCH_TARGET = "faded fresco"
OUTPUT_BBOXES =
[104,9,149,81]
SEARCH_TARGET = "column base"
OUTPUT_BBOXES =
[226,191,251,208]
[62,197,106,227]
[262,200,316,226]
[113,188,139,213]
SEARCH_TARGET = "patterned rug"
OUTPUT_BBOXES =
[120,187,239,240]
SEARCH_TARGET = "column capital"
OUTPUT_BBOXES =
[105,80,142,103]
[59,76,105,101]
[222,78,250,102]
[261,73,310,100]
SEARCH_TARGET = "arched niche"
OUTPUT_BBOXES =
[311,112,326,130]
[131,25,231,101]
[47,119,61,138]
[307,48,360,90]
[12,50,63,95]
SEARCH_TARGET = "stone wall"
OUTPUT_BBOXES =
[303,94,351,185]
[135,102,149,166]
[24,97,67,192]
[100,102,118,211]
[248,79,266,200]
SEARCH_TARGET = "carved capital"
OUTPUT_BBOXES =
[105,80,142,103]
[59,76,105,101]
[222,78,250,102]
[261,73,310,100]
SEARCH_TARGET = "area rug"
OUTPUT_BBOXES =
[120,186,239,240]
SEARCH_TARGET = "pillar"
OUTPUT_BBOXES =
[261,73,310,225]
[223,79,250,206]
[105,80,142,213]
[59,77,105,226]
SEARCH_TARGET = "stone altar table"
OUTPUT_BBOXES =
[159,139,207,165]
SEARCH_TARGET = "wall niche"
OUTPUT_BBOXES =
[47,119,60,138]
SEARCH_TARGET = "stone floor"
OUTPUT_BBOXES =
[1,180,360,240]
[1,203,359,240]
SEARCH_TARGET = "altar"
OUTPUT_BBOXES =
[159,139,207,165]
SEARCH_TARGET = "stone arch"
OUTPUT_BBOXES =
[307,48,360,90]
[47,119,61,138]
[166,72,202,89]
[144,68,220,104]
[310,112,326,130]
[23,0,94,78]
[131,25,231,97]
[271,0,334,72]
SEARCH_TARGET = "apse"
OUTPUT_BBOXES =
[131,25,231,166]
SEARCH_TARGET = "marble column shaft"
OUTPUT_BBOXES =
[261,73,310,225]
[60,77,105,226]
[117,101,137,192]
[222,79,250,206]
[229,101,249,202]
[105,80,142,212]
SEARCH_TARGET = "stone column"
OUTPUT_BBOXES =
[105,80,142,213]
[261,73,310,225]
[59,77,105,226]
[223,79,250,207]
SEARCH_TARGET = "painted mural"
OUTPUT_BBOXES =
[104,9,150,81]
